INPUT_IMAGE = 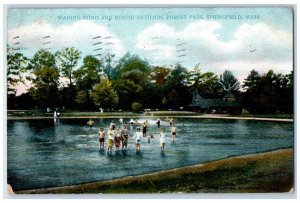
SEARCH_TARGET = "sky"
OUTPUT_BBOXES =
[7,7,294,95]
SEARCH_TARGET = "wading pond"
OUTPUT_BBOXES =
[7,118,293,190]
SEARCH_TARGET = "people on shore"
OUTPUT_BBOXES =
[98,127,105,150]
[171,124,177,141]
[160,128,166,152]
[87,119,95,129]
[107,127,115,155]
[119,118,123,125]
[132,128,143,153]
[114,127,121,152]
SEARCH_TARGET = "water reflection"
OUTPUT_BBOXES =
[7,118,293,190]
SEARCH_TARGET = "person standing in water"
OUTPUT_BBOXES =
[98,127,105,150]
[171,124,177,141]
[169,117,173,126]
[121,125,129,152]
[114,127,121,152]
[130,119,134,125]
[87,119,95,129]
[107,127,115,155]
[132,128,143,153]
[110,120,116,130]
[142,121,147,137]
[160,128,166,152]
[119,118,123,125]
[156,118,161,128]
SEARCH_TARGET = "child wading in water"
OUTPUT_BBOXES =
[87,119,95,129]
[142,121,147,137]
[114,127,121,152]
[160,128,166,152]
[98,127,105,150]
[107,127,115,155]
[132,128,143,153]
[171,124,177,141]
[121,125,129,152]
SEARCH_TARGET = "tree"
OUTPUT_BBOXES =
[132,102,142,113]
[242,70,261,90]
[7,46,28,94]
[150,66,171,85]
[57,47,81,86]
[28,50,60,108]
[75,90,88,111]
[90,79,118,109]
[188,64,221,98]
[113,79,143,110]
[166,65,192,108]
[219,70,240,94]
[241,69,293,114]
[74,55,106,90]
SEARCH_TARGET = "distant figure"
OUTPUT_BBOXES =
[114,127,121,152]
[130,119,134,125]
[107,127,115,155]
[171,124,177,141]
[98,128,105,150]
[119,118,123,125]
[132,128,143,153]
[160,128,167,152]
[142,121,147,136]
[156,119,161,128]
[110,120,116,130]
[121,125,129,152]
[169,117,173,126]
[87,119,95,129]
[54,111,57,118]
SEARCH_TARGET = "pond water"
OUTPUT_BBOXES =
[7,118,293,191]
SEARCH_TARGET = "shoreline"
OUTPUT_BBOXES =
[7,115,293,122]
[16,148,294,194]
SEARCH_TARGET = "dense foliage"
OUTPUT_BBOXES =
[7,47,293,114]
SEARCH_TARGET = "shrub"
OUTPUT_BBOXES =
[132,102,142,113]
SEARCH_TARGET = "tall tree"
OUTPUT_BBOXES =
[150,66,171,85]
[73,55,106,90]
[7,46,28,94]
[28,50,60,108]
[90,79,118,109]
[57,47,81,86]
[219,70,240,94]
[188,64,221,98]
[242,69,261,90]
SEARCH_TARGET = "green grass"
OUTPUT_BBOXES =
[7,110,293,120]
[17,148,293,194]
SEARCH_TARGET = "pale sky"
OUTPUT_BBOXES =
[7,7,294,95]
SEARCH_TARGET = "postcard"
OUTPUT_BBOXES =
[5,6,294,195]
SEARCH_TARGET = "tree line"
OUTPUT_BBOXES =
[7,46,293,114]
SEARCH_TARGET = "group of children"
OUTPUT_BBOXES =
[96,118,177,155]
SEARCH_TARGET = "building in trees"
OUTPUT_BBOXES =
[188,90,242,114]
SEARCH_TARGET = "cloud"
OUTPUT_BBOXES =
[8,20,125,58]
[135,21,293,80]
